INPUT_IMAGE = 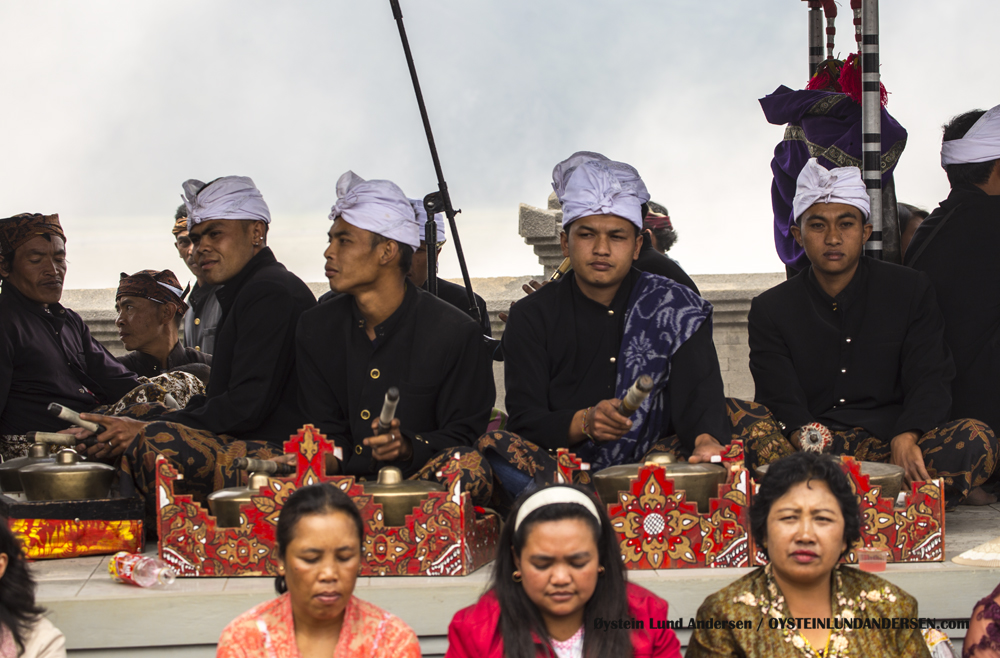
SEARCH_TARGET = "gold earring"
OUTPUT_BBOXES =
[598,566,605,575]
[512,570,522,583]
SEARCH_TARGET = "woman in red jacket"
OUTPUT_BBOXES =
[446,484,681,658]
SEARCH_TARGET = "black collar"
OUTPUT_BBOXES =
[215,247,277,316]
[351,281,415,344]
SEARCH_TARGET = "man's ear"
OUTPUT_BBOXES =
[790,223,803,247]
[559,231,569,257]
[381,239,400,267]
[862,221,874,244]
[633,230,643,261]
[160,302,178,327]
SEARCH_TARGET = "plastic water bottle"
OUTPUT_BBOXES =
[108,552,177,587]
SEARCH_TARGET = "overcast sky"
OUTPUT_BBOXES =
[0,1,996,288]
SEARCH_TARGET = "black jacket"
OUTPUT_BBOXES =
[297,282,495,477]
[749,257,953,440]
[118,341,212,379]
[162,248,316,445]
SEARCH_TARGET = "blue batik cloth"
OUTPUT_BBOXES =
[576,272,712,471]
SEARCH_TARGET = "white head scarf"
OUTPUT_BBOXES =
[182,176,271,230]
[551,151,650,229]
[792,159,871,223]
[941,104,1000,168]
[329,171,420,250]
[409,198,446,244]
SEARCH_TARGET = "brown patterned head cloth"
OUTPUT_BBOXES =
[116,269,189,314]
[172,204,188,237]
[0,213,66,257]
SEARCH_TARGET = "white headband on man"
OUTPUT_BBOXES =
[792,158,871,223]
[409,198,446,244]
[941,104,1000,168]
[513,486,603,533]
[182,176,271,230]
[330,171,420,250]
[552,151,650,230]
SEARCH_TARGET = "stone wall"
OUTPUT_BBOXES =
[68,272,782,409]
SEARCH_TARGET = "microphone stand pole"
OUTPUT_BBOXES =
[388,0,481,323]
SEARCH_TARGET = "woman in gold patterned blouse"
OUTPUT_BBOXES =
[686,452,930,658]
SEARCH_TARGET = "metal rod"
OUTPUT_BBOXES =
[389,0,481,323]
[861,0,883,260]
[808,2,824,78]
[425,219,437,296]
[47,403,102,433]
[232,457,295,476]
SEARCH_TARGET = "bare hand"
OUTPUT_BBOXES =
[687,434,726,463]
[891,432,930,485]
[364,418,413,463]
[499,281,548,323]
[79,413,148,460]
[588,399,632,443]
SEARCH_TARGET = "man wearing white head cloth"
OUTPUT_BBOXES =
[405,199,492,338]
[296,171,496,505]
[75,176,317,527]
[487,151,732,505]
[749,158,997,507]
[907,107,1000,448]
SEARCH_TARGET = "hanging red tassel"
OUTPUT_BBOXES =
[837,53,888,106]
[806,59,843,92]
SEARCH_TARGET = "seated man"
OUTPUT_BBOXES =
[115,269,212,379]
[172,204,221,355]
[407,199,492,337]
[906,106,1000,447]
[297,171,494,505]
[0,212,141,460]
[748,158,997,507]
[489,152,730,503]
[635,202,699,294]
[76,177,316,522]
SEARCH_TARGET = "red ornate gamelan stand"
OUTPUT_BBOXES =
[157,425,500,577]
[591,442,945,570]
[604,441,752,570]
[747,456,945,566]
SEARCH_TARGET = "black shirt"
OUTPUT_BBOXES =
[501,268,728,453]
[183,283,221,355]
[748,257,953,441]
[0,284,139,435]
[296,282,495,478]
[906,185,1000,433]
[635,236,700,294]
[117,341,213,378]
[162,248,316,446]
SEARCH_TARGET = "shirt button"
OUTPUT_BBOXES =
[370,369,380,379]
[79,388,86,394]
[361,410,371,420]
[845,337,852,343]
[194,318,201,325]
[610,357,616,363]
[355,445,363,455]
[607,310,614,316]
[195,346,201,351]
[839,398,846,403]
[841,369,846,373]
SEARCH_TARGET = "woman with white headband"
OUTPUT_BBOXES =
[446,484,681,658]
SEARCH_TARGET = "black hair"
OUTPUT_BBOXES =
[750,452,861,560]
[491,484,633,658]
[897,203,928,235]
[274,483,364,594]
[0,520,46,653]
[369,234,414,274]
[943,110,999,189]
[175,204,188,221]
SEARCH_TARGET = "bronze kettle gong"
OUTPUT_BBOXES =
[19,449,115,502]
[593,453,728,514]
[361,466,444,527]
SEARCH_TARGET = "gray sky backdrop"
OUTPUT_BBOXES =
[0,1,995,288]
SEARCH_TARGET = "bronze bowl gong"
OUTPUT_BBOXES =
[755,459,906,503]
[19,449,114,501]
[0,444,55,493]
[361,466,444,527]
[593,453,728,514]
[208,472,273,528]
